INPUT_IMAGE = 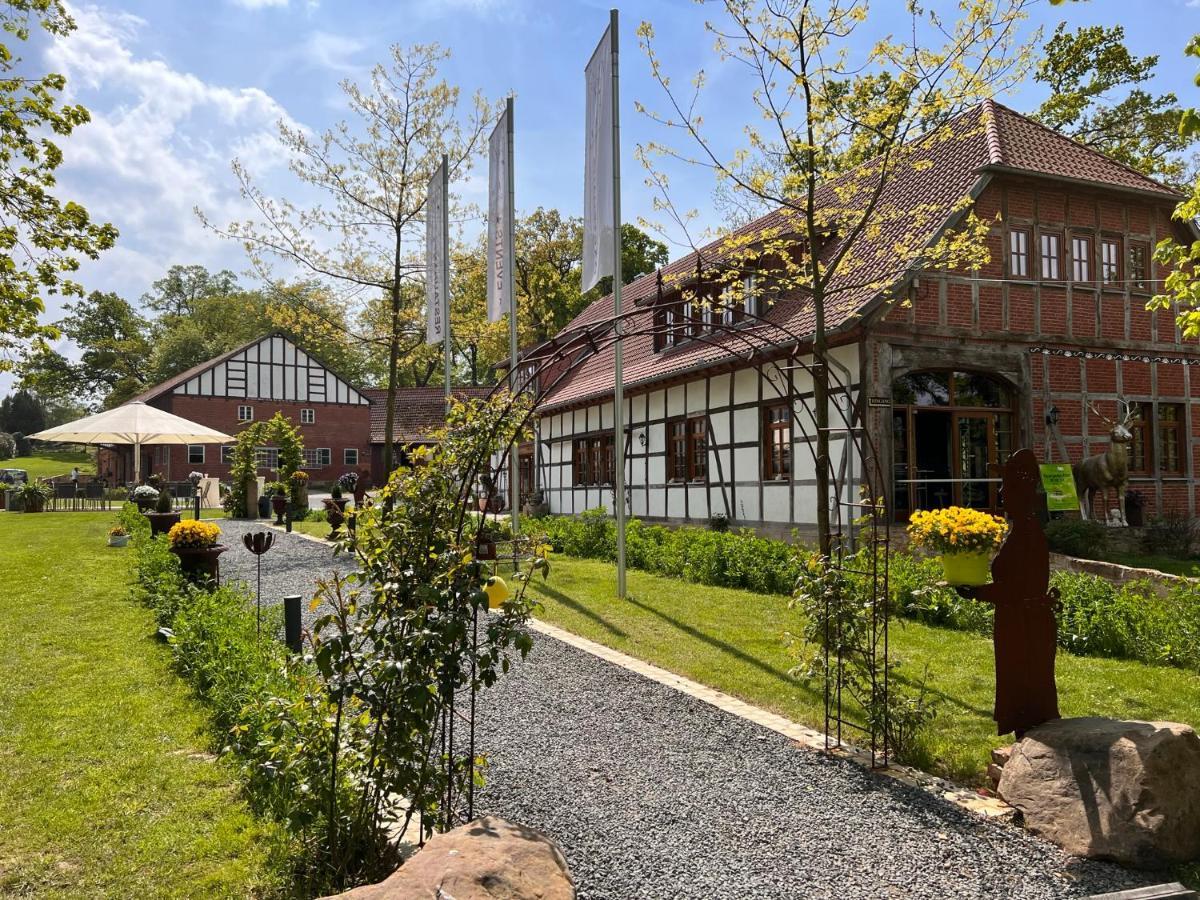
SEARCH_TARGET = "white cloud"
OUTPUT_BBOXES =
[301,30,366,75]
[44,4,305,308]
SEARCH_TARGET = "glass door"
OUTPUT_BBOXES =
[956,414,992,510]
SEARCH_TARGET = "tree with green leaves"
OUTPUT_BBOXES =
[636,0,1033,554]
[0,0,117,370]
[1032,23,1197,188]
[1150,34,1200,337]
[202,43,494,477]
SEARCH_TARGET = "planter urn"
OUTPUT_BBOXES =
[170,544,228,583]
[134,497,155,513]
[107,534,130,548]
[146,511,181,537]
[940,551,992,586]
[271,494,287,524]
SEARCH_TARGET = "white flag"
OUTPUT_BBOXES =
[582,22,614,293]
[426,159,447,345]
[487,106,511,323]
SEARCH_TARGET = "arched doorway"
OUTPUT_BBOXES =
[891,369,1015,521]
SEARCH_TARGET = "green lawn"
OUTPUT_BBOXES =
[7,449,94,480]
[526,556,1200,783]
[0,512,284,898]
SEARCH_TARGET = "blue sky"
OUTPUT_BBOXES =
[12,0,1200,391]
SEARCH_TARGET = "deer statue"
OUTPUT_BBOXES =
[1073,399,1140,526]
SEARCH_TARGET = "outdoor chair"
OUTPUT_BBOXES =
[52,482,77,512]
[83,482,107,511]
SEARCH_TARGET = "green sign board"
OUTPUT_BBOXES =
[1039,463,1080,513]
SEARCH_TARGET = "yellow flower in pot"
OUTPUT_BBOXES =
[907,506,1008,586]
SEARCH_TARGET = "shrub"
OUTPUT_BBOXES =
[0,432,14,460]
[535,509,806,595]
[889,551,992,634]
[1044,518,1108,559]
[11,431,30,456]
[1143,512,1196,559]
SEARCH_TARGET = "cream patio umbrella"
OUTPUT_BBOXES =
[30,401,233,483]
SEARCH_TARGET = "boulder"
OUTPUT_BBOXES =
[998,717,1200,867]
[323,816,575,900]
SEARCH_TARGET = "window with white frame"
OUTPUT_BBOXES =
[237,404,254,422]
[188,445,205,465]
[255,447,279,470]
[300,408,315,425]
[742,275,759,318]
[303,448,332,468]
[221,445,234,464]
[344,448,359,466]
[664,305,677,347]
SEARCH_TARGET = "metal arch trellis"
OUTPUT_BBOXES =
[431,277,893,830]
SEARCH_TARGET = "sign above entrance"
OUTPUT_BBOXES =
[1039,463,1079,513]
[867,396,891,409]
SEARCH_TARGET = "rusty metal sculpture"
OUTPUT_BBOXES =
[1073,399,1139,525]
[958,449,1060,737]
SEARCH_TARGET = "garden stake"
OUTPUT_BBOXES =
[242,531,275,636]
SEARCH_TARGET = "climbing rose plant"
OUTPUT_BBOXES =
[237,392,548,889]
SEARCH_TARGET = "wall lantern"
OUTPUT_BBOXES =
[1045,406,1060,428]
[637,430,648,448]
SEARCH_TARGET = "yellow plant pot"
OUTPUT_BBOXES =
[940,551,992,586]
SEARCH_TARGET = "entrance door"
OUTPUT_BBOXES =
[891,370,1015,520]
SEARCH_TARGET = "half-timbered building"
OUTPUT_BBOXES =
[98,333,372,484]
[522,101,1199,535]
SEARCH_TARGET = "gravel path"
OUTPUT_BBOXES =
[214,520,354,631]
[474,635,1153,900]
[213,527,1155,898]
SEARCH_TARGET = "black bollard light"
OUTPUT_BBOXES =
[284,595,302,653]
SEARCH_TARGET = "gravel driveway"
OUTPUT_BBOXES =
[209,525,1155,898]
[474,634,1153,900]
[214,519,354,631]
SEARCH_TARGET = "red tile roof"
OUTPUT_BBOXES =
[535,101,1181,411]
[365,386,495,443]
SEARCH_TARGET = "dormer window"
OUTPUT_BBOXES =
[664,306,677,347]
[743,275,759,319]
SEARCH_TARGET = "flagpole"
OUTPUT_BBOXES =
[442,152,452,407]
[505,97,520,540]
[609,7,627,600]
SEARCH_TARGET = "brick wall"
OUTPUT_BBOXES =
[148,394,372,485]
[875,173,1199,518]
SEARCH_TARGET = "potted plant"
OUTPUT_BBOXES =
[331,475,351,512]
[268,480,288,524]
[131,484,159,512]
[167,520,227,583]
[107,524,130,548]
[146,478,181,536]
[907,506,1009,586]
[17,481,51,513]
[337,471,359,507]
[322,496,346,538]
[289,469,309,508]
